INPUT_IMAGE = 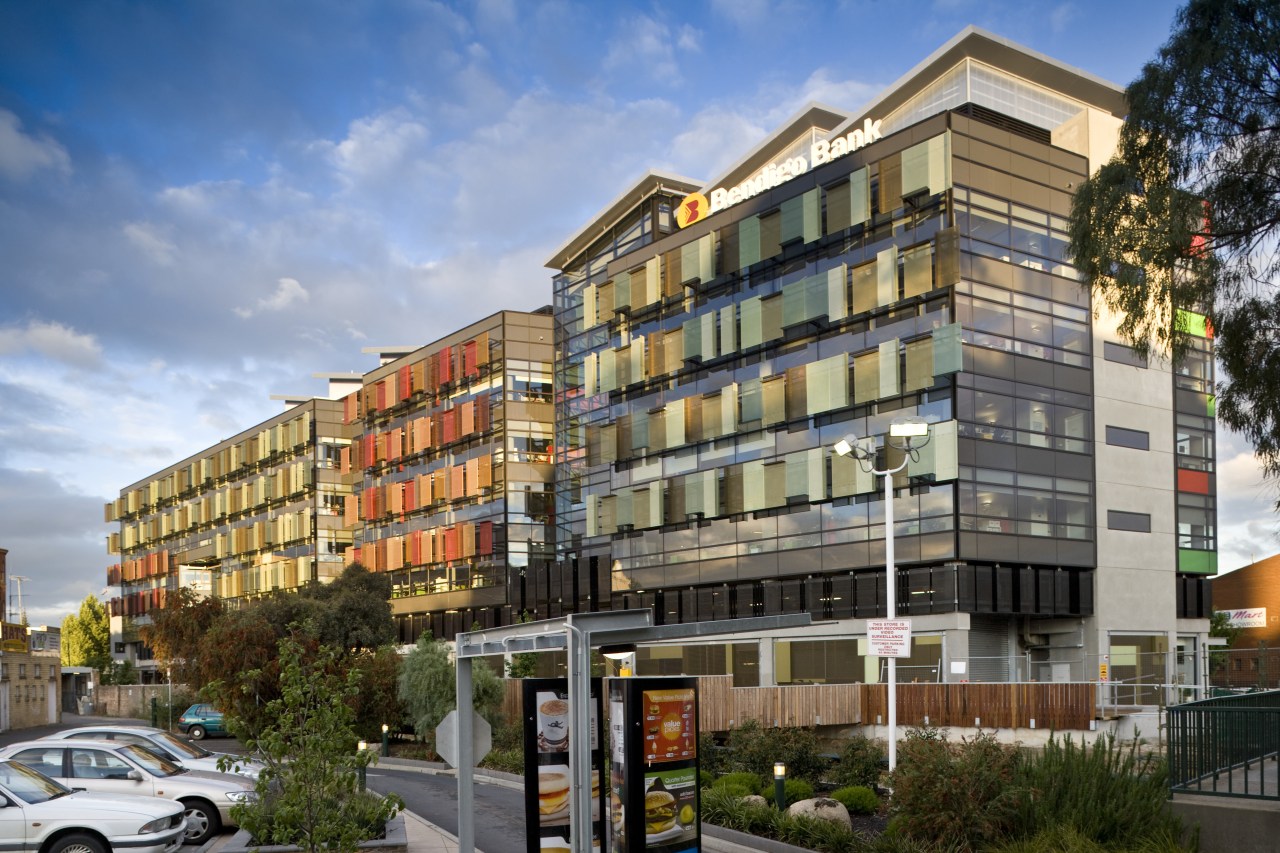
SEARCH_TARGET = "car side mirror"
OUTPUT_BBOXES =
[127,770,143,782]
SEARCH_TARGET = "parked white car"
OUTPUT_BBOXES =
[46,726,263,779]
[0,758,187,853]
[0,740,256,845]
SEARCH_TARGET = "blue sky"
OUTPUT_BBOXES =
[0,0,1273,625]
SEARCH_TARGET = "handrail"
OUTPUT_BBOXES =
[1167,690,1280,800]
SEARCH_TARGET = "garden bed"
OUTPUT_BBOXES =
[220,814,406,853]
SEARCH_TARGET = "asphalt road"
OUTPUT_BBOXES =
[366,767,527,853]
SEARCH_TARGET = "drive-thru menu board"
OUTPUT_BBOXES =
[523,678,604,853]
[608,677,700,853]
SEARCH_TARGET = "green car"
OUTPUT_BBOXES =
[176,704,227,740]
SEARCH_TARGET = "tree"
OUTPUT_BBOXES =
[227,626,401,853]
[505,611,540,678]
[398,636,504,745]
[1069,0,1280,495]
[140,587,224,683]
[60,595,111,671]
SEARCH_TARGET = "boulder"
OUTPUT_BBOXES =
[740,794,768,808]
[785,797,851,828]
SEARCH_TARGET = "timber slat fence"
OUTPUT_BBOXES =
[502,678,1097,732]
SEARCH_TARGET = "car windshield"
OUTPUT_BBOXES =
[0,759,72,804]
[121,743,185,777]
[150,731,210,759]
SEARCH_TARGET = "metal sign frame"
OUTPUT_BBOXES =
[452,610,813,853]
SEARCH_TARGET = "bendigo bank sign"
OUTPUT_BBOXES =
[676,117,883,228]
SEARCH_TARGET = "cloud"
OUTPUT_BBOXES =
[603,15,692,86]
[234,277,310,319]
[320,108,432,191]
[0,320,102,370]
[0,109,71,181]
[123,221,180,266]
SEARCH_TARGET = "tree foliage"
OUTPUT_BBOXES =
[227,626,402,853]
[1070,0,1280,494]
[180,564,399,739]
[60,595,111,671]
[398,636,504,745]
[139,587,224,682]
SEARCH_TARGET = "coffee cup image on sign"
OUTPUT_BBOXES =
[537,693,570,751]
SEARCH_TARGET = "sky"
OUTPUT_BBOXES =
[0,0,1274,628]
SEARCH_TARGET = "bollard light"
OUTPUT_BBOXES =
[357,740,368,791]
[774,762,787,811]
[381,723,390,757]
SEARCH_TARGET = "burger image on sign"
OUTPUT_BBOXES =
[644,789,676,836]
[538,767,570,823]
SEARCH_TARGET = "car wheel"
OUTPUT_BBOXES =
[181,799,221,845]
[188,725,207,740]
[48,834,106,853]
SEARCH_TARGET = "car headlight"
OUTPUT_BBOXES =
[139,815,180,834]
[226,790,258,803]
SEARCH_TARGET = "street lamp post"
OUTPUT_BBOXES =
[833,418,929,773]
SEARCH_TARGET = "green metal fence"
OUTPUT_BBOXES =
[1167,689,1280,799]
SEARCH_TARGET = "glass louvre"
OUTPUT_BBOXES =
[762,293,784,343]
[765,461,787,508]
[723,464,744,514]
[806,354,849,414]
[852,259,877,315]
[935,227,960,286]
[762,375,787,425]
[827,264,848,321]
[785,366,807,420]
[909,419,958,480]
[616,489,633,529]
[582,285,597,329]
[720,305,737,354]
[630,410,650,452]
[583,352,598,396]
[648,332,665,378]
[854,351,879,404]
[876,246,898,307]
[760,210,782,259]
[780,194,804,244]
[680,315,701,361]
[663,249,682,298]
[663,329,684,374]
[879,338,901,398]
[599,348,616,393]
[904,338,933,391]
[630,335,646,383]
[903,243,933,298]
[585,496,598,536]
[600,423,618,464]
[680,239,700,284]
[718,384,738,435]
[743,461,766,511]
[740,379,763,425]
[880,152,902,212]
[597,281,614,320]
[741,297,763,349]
[933,323,963,375]
[649,407,667,450]
[615,270,631,311]
[826,180,851,233]
[685,394,703,442]
[642,256,662,308]
[698,233,716,282]
[738,217,761,268]
[850,167,870,227]
[666,399,686,449]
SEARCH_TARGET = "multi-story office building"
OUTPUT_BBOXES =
[341,310,556,642]
[105,398,351,678]
[545,27,1215,691]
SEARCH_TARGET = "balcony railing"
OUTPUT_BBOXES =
[1168,689,1280,800]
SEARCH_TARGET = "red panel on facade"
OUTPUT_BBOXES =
[399,365,412,400]
[478,521,493,555]
[463,340,478,378]
[1178,468,1211,494]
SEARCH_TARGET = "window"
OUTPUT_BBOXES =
[1103,341,1147,368]
[1108,510,1152,533]
[1106,426,1150,450]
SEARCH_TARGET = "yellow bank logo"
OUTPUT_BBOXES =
[675,192,709,228]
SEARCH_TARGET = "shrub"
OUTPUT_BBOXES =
[833,735,886,788]
[760,778,815,807]
[698,732,727,778]
[831,785,880,815]
[701,787,865,853]
[889,728,1020,852]
[712,771,764,795]
[724,719,828,783]
[1009,734,1195,850]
